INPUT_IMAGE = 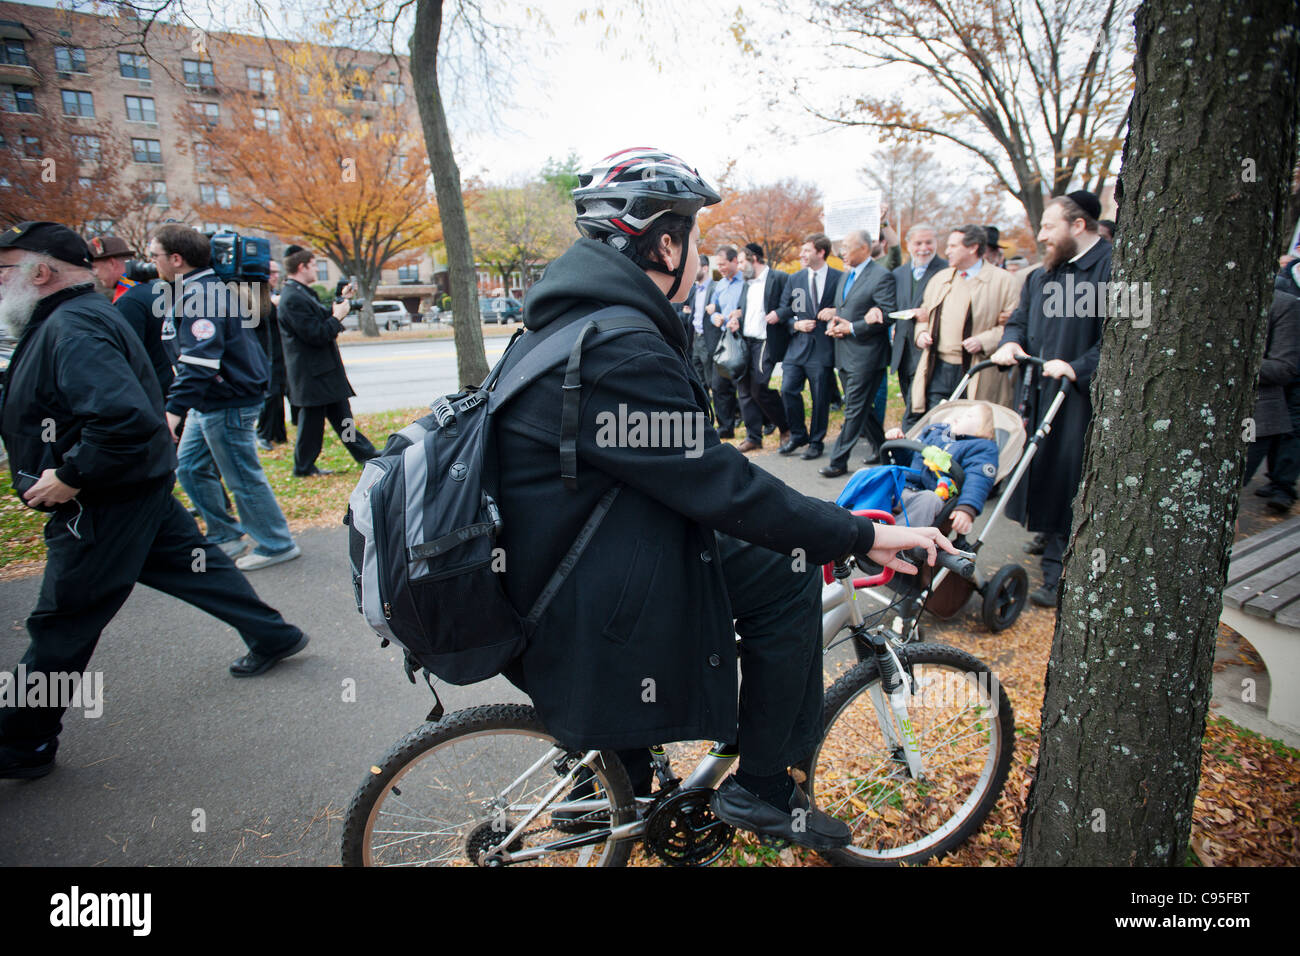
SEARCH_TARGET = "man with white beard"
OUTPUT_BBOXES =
[0,222,307,780]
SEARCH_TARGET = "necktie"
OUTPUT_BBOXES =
[841,267,857,301]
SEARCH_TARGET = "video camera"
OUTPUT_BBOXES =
[209,231,271,282]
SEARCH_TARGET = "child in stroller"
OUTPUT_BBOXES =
[884,402,999,537]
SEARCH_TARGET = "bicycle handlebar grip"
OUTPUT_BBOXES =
[905,546,976,581]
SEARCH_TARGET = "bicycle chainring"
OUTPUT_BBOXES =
[643,787,734,867]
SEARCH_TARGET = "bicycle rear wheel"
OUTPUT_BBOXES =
[342,703,636,867]
[810,643,1014,866]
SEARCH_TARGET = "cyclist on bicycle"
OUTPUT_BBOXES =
[494,147,956,850]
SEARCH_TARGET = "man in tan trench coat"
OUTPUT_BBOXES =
[910,225,1021,417]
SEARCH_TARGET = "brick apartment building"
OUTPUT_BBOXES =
[0,0,444,307]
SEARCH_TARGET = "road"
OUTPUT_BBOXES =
[341,337,511,414]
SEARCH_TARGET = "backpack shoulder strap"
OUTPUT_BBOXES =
[488,306,659,490]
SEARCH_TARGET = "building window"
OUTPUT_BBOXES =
[55,46,88,73]
[199,182,231,208]
[189,101,219,126]
[131,138,163,164]
[297,73,311,95]
[78,176,93,189]
[124,95,157,123]
[0,85,37,114]
[86,218,114,235]
[316,258,330,280]
[61,90,95,117]
[182,58,216,88]
[382,82,405,105]
[146,180,167,206]
[252,107,281,133]
[350,83,366,100]
[0,39,28,66]
[246,66,275,94]
[21,135,40,158]
[193,141,210,170]
[71,134,101,163]
[397,264,419,284]
[119,52,150,79]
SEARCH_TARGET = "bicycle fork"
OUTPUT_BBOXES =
[834,561,927,780]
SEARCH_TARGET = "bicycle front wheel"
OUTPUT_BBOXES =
[342,704,636,867]
[810,643,1014,866]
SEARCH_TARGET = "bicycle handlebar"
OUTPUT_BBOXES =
[904,546,976,581]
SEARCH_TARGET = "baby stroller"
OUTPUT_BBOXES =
[822,357,1071,643]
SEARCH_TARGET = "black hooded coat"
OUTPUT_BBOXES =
[494,239,875,750]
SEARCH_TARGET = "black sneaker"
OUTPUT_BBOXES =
[1030,585,1058,607]
[1266,491,1295,515]
[709,775,851,851]
[229,633,310,677]
[1023,533,1047,555]
[0,739,57,780]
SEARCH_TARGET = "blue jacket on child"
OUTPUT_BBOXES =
[906,423,999,516]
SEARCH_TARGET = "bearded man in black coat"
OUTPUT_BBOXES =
[991,191,1112,607]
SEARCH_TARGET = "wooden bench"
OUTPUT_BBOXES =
[1221,515,1300,734]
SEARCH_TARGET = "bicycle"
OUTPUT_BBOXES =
[341,544,1015,867]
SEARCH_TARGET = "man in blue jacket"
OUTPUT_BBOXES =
[150,223,300,571]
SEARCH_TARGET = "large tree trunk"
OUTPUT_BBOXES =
[411,0,489,387]
[1019,0,1300,865]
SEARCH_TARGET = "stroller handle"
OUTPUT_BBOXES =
[879,439,966,490]
[964,355,1046,377]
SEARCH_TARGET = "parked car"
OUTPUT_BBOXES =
[479,296,523,324]
[342,300,413,331]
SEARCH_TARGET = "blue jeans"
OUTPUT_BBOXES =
[176,404,295,556]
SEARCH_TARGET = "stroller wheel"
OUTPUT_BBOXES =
[982,564,1029,632]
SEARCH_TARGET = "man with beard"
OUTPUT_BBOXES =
[0,222,308,780]
[990,191,1111,606]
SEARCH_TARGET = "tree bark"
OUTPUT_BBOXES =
[411,0,489,387]
[1019,0,1300,865]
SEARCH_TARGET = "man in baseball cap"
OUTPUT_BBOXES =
[86,234,139,303]
[0,219,309,780]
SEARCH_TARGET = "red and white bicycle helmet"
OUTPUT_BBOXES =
[573,147,720,297]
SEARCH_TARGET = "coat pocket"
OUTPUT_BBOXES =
[602,539,661,645]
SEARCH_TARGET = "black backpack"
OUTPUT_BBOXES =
[346,307,657,708]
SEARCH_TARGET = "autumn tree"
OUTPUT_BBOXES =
[1019,0,1299,865]
[763,0,1135,233]
[465,178,570,293]
[698,169,823,266]
[177,46,440,337]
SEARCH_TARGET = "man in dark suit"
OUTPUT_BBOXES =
[681,254,717,413]
[775,232,841,460]
[819,229,898,478]
[726,242,790,452]
[277,247,378,477]
[892,223,947,430]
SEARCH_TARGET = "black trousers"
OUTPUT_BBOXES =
[293,398,379,475]
[738,337,789,440]
[605,533,824,784]
[829,364,887,469]
[712,366,740,433]
[0,484,303,749]
[1041,532,1068,590]
[691,335,716,424]
[257,387,287,444]
[781,362,833,447]
[924,360,965,414]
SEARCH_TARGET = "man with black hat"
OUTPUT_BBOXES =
[87,235,138,303]
[990,190,1111,607]
[0,221,309,780]
[91,234,179,398]
[982,226,1006,268]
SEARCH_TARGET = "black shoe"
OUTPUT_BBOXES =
[1267,491,1296,514]
[820,463,847,478]
[1030,585,1058,607]
[717,429,735,440]
[1023,533,1047,556]
[778,438,809,456]
[229,633,310,677]
[1253,486,1275,498]
[763,423,776,436]
[292,466,335,478]
[256,438,273,452]
[860,453,882,466]
[710,776,851,851]
[0,739,57,780]
[800,445,823,461]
